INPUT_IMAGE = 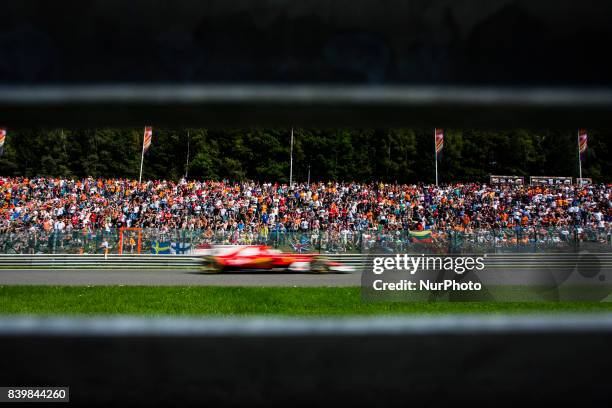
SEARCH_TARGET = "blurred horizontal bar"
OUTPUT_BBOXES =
[2,315,612,406]
[2,1,612,87]
[2,1,612,127]
[2,315,612,336]
[2,85,612,128]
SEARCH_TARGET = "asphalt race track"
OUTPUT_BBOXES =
[0,268,363,286]
[1,266,612,289]
[1,253,611,287]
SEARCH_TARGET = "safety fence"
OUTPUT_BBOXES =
[0,227,610,255]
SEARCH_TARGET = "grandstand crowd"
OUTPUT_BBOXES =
[0,177,611,236]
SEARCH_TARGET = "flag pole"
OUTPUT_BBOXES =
[185,130,190,179]
[434,129,439,186]
[577,130,583,184]
[139,127,146,184]
[289,127,294,187]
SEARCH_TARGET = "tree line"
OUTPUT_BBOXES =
[0,128,609,183]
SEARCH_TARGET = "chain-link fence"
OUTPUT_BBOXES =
[0,226,610,255]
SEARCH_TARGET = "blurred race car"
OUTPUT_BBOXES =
[201,245,353,273]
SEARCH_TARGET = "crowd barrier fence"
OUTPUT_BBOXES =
[0,227,609,255]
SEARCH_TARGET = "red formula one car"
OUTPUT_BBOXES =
[201,245,353,274]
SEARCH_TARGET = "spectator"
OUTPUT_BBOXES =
[0,176,609,238]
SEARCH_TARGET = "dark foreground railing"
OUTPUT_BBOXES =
[1,316,611,406]
[2,0,612,128]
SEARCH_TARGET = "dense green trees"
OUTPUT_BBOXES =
[0,128,609,183]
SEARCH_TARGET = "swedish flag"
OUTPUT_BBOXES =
[151,241,172,254]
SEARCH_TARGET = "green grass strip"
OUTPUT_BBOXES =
[1,286,612,316]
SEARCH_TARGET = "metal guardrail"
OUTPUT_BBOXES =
[0,253,611,269]
[0,254,362,269]
[0,254,202,269]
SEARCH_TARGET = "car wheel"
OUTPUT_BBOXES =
[311,256,331,273]
[201,256,223,274]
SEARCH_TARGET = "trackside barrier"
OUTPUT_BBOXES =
[1,253,612,269]
[0,254,202,269]
[1,227,610,255]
